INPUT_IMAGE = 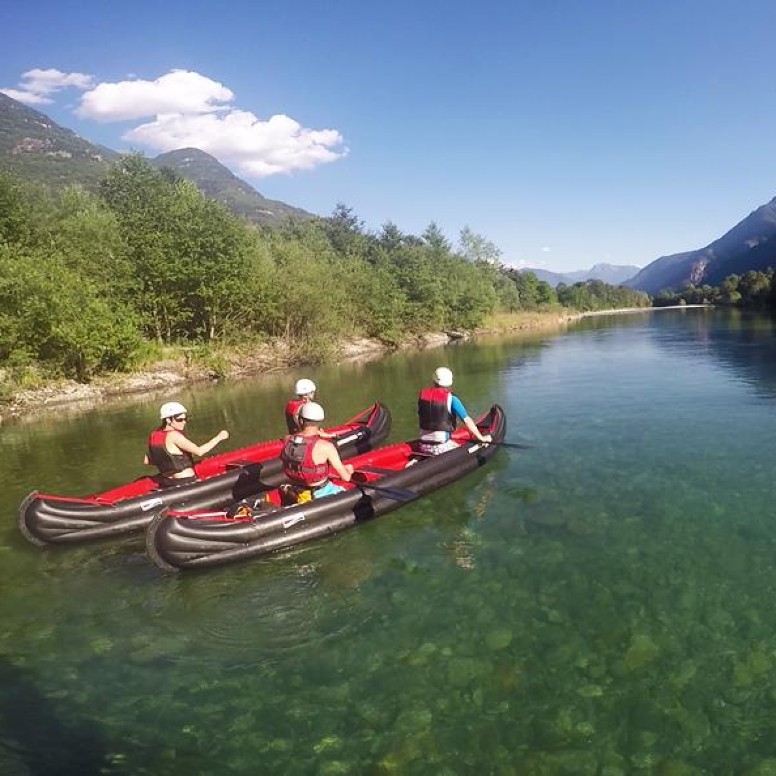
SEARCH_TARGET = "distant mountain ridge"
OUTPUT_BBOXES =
[523,263,640,288]
[151,149,313,225]
[0,92,314,225]
[0,91,118,189]
[626,197,776,294]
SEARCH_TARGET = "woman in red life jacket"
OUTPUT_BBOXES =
[417,367,492,454]
[144,401,229,488]
[281,402,353,499]
[284,379,333,438]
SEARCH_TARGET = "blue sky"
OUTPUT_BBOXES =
[3,0,776,273]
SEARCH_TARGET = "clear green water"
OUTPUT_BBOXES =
[3,309,776,775]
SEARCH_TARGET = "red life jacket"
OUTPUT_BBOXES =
[147,428,195,476]
[418,386,454,434]
[285,398,306,434]
[281,434,329,487]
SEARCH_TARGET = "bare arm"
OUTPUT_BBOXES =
[325,443,354,482]
[169,429,229,458]
[463,416,492,444]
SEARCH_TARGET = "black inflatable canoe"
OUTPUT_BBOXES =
[18,402,391,546]
[146,404,506,571]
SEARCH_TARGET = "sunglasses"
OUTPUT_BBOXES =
[173,415,188,422]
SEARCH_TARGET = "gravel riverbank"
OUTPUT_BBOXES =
[2,307,691,423]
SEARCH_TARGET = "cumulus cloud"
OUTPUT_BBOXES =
[77,70,234,121]
[1,88,52,105]
[75,68,346,177]
[125,110,345,176]
[1,67,94,105]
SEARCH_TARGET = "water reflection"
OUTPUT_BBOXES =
[657,308,776,399]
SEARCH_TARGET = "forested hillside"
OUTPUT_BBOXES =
[151,148,313,226]
[0,92,116,190]
[0,93,313,227]
[626,197,776,294]
[0,155,650,390]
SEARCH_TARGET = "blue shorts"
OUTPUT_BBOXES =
[312,481,346,499]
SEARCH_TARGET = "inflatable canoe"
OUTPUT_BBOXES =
[18,402,391,546]
[146,404,506,571]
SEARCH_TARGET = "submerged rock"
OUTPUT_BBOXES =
[485,627,513,651]
[623,633,660,671]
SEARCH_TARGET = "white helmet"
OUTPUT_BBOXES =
[294,378,316,396]
[299,401,325,422]
[160,401,187,420]
[433,367,454,387]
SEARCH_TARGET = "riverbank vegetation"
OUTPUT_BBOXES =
[653,269,776,309]
[0,156,650,399]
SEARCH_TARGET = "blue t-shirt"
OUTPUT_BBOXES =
[450,394,468,422]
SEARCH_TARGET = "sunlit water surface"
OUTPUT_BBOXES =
[3,309,776,775]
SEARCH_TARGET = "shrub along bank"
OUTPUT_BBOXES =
[0,156,650,409]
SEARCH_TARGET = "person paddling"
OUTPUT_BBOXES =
[417,367,492,454]
[280,402,353,502]
[145,401,229,487]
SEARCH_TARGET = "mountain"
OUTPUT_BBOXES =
[150,148,314,225]
[0,91,117,189]
[0,92,314,225]
[626,197,776,294]
[523,262,640,288]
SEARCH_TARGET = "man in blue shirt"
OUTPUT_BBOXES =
[417,367,492,454]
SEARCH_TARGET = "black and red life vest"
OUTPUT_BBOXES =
[418,386,454,434]
[147,428,195,476]
[285,398,306,434]
[281,434,329,487]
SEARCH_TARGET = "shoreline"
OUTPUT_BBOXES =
[0,305,704,423]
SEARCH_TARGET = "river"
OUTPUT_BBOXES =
[2,308,776,775]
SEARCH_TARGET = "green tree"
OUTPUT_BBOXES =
[0,173,52,248]
[0,245,140,380]
[738,270,771,307]
[100,155,255,343]
[458,226,502,264]
[323,202,370,258]
[422,221,451,253]
[378,221,405,252]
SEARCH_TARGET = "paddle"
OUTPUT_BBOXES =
[494,441,533,450]
[355,482,417,501]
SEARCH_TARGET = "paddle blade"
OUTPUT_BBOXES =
[357,483,417,501]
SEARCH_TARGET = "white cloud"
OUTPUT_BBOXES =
[1,88,52,105]
[541,246,551,252]
[1,68,94,105]
[125,110,346,176]
[77,68,345,177]
[78,70,234,121]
